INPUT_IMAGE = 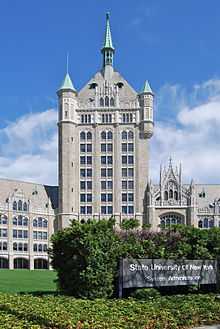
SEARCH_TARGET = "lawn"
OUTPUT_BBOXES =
[0,270,57,293]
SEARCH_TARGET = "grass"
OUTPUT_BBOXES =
[0,270,57,293]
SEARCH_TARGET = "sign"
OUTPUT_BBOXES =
[121,259,217,289]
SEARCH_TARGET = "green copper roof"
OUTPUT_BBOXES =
[59,73,76,92]
[102,12,114,50]
[142,80,153,94]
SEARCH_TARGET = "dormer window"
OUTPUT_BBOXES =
[117,82,124,88]
[89,82,98,89]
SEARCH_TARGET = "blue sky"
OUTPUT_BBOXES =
[1,0,220,184]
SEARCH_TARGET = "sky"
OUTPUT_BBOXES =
[1,0,220,185]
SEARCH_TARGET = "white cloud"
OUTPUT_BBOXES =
[0,109,58,185]
[150,79,220,184]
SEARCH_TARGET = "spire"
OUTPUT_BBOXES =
[101,13,115,68]
[58,73,76,92]
[142,80,153,94]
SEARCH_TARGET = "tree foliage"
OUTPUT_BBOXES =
[50,220,220,298]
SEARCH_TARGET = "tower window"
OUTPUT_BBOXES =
[110,98,115,107]
[105,96,109,107]
[100,98,104,107]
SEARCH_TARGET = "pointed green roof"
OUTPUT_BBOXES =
[102,12,114,50]
[142,80,153,94]
[59,73,76,92]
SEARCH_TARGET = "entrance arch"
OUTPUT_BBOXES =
[34,258,49,269]
[0,257,9,269]
[14,258,29,269]
[160,213,184,228]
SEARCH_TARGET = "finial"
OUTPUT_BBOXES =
[66,52,69,74]
[141,80,153,94]
[101,12,115,68]
[169,156,172,167]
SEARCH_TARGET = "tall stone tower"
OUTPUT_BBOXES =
[57,13,154,228]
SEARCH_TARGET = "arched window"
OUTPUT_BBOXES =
[110,98,115,106]
[164,191,168,201]
[23,217,28,226]
[87,132,92,140]
[13,201,17,211]
[169,189,173,199]
[209,219,214,228]
[33,219,37,227]
[105,96,109,107]
[18,243,23,251]
[43,219,48,228]
[100,97,104,107]
[38,217,42,227]
[18,200,22,211]
[24,243,28,252]
[160,213,184,228]
[107,131,113,140]
[38,244,43,252]
[204,218,209,228]
[13,243,17,251]
[122,131,127,140]
[101,131,106,140]
[174,191,178,200]
[18,215,23,226]
[80,132,86,140]
[13,216,17,226]
[3,242,7,251]
[1,215,7,225]
[43,244,48,252]
[23,202,28,212]
[128,131,134,140]
[33,244,37,252]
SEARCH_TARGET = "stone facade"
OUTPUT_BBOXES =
[57,14,154,229]
[0,178,57,269]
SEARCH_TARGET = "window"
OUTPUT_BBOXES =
[101,181,106,190]
[122,181,127,189]
[13,201,17,211]
[23,202,28,212]
[13,230,27,239]
[87,144,92,152]
[128,181,134,189]
[101,168,106,177]
[0,215,7,225]
[87,181,92,190]
[87,169,92,177]
[101,131,106,140]
[110,98,115,107]
[128,156,134,164]
[80,194,86,202]
[107,168,113,177]
[0,229,7,238]
[107,131,113,140]
[80,156,86,165]
[122,131,127,140]
[128,131,134,139]
[122,156,127,164]
[105,96,109,107]
[18,200,22,211]
[128,143,134,152]
[80,181,86,190]
[80,144,86,152]
[101,144,106,152]
[87,132,92,140]
[160,214,183,228]
[122,143,127,152]
[101,206,113,214]
[80,132,86,140]
[80,206,92,214]
[107,144,113,152]
[100,98,104,107]
[107,181,113,189]
[128,193,134,202]
[128,168,134,177]
[122,193,127,202]
[122,168,127,177]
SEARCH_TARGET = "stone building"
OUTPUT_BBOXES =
[57,13,154,229]
[0,13,220,269]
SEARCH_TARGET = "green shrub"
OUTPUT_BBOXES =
[120,218,140,230]
[131,288,161,300]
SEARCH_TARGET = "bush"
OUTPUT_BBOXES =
[131,288,161,300]
[50,221,220,298]
[120,218,140,230]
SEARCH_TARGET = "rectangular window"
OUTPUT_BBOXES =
[80,144,86,152]
[42,232,47,240]
[80,194,86,202]
[1,229,7,238]
[107,206,113,214]
[122,206,127,214]
[122,156,127,164]
[101,194,106,202]
[87,181,92,190]
[128,193,134,202]
[87,144,92,152]
[101,156,106,164]
[122,143,127,152]
[107,194,113,202]
[87,194,92,202]
[122,181,127,189]
[23,231,28,239]
[80,181,86,190]
[128,206,134,214]
[18,230,22,239]
[87,206,92,214]
[33,231,37,239]
[101,144,106,152]
[107,168,113,177]
[128,155,134,164]
[128,143,134,152]
[87,156,92,165]
[80,206,86,214]
[107,144,113,152]
[87,169,92,177]
[80,169,86,177]
[107,181,113,189]
[101,168,106,177]
[80,156,86,165]
[122,168,127,177]
[122,193,127,202]
[107,156,112,164]
[128,181,134,189]
[128,168,134,177]
[101,206,106,214]
[101,181,106,190]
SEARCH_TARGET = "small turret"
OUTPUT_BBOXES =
[138,80,154,138]
[101,13,115,79]
[57,72,78,123]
